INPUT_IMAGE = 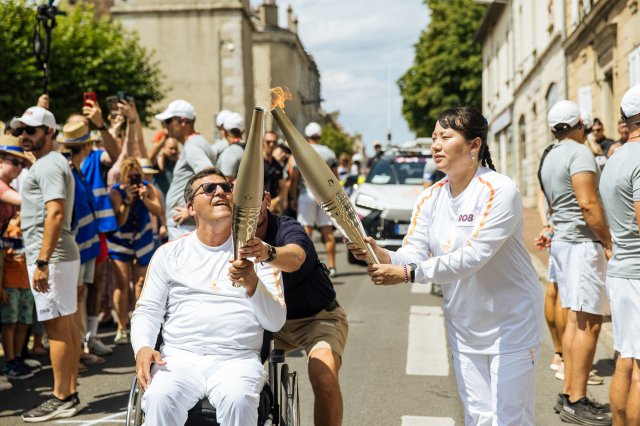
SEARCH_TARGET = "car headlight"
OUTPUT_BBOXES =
[355,193,383,211]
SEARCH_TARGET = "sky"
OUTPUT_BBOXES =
[251,0,431,154]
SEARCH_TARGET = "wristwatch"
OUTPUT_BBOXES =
[408,263,418,283]
[36,259,49,269]
[265,243,277,263]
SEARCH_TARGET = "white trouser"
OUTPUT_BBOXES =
[142,347,265,426]
[452,345,540,426]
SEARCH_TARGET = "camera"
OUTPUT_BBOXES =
[130,174,142,186]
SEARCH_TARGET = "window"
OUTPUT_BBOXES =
[630,46,640,87]
[546,83,558,115]
[578,86,593,116]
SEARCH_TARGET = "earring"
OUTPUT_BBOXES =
[470,152,475,160]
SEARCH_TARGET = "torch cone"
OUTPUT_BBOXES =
[272,106,379,264]
[232,107,264,269]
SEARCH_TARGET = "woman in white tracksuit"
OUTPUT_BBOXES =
[349,106,544,425]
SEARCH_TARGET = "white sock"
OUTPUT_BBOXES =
[87,316,100,341]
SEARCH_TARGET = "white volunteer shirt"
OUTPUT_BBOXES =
[391,167,543,354]
[131,232,286,358]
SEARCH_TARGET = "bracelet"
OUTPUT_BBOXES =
[403,265,409,284]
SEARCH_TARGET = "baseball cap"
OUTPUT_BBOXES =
[621,84,640,119]
[10,106,56,129]
[547,100,580,130]
[304,122,322,138]
[215,109,232,127]
[155,100,196,121]
[580,109,593,130]
[223,112,245,132]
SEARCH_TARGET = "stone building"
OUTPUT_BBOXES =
[476,0,639,207]
[110,0,322,140]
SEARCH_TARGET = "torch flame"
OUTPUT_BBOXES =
[270,86,293,110]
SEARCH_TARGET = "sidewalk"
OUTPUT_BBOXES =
[523,208,615,360]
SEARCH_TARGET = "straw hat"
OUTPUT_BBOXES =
[57,121,96,146]
[137,157,159,175]
[0,134,32,165]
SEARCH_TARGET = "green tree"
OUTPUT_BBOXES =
[320,113,354,158]
[398,0,486,137]
[0,0,164,124]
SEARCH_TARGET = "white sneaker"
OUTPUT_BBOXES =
[588,370,604,385]
[114,329,129,345]
[554,362,565,380]
[0,375,13,391]
[87,338,113,356]
[550,354,563,371]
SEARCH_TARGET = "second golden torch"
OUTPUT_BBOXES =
[232,107,264,281]
[270,89,379,264]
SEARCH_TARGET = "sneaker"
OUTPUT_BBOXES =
[19,357,42,374]
[588,398,611,414]
[550,353,563,371]
[560,397,612,425]
[114,329,129,345]
[588,370,604,385]
[22,395,80,422]
[554,393,567,414]
[4,360,34,380]
[555,362,565,380]
[87,338,113,356]
[431,283,443,297]
[80,352,105,366]
[0,375,13,391]
[328,268,338,278]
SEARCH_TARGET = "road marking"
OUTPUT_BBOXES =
[402,415,455,425]
[55,411,126,424]
[411,282,431,294]
[406,305,449,376]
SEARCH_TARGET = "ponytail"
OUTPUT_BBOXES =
[479,143,496,171]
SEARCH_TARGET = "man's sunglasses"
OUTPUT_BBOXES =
[264,139,278,145]
[192,182,233,200]
[163,117,178,126]
[12,125,47,137]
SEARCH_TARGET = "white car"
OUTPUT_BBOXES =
[349,150,431,263]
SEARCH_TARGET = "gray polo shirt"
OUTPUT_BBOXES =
[165,134,215,228]
[540,139,599,242]
[21,151,79,264]
[599,142,640,278]
[216,143,244,179]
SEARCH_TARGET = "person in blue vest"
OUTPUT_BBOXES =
[107,157,163,344]
[57,121,110,367]
[67,100,121,355]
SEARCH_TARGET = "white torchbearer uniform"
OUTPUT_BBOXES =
[131,233,286,426]
[391,167,544,426]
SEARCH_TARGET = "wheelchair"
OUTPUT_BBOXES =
[125,331,300,426]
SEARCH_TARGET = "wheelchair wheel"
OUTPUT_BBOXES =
[279,364,300,426]
[126,376,145,426]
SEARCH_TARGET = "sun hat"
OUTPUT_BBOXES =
[137,157,159,175]
[0,134,32,164]
[57,121,96,146]
[155,100,196,121]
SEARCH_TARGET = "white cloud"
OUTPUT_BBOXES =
[252,0,430,153]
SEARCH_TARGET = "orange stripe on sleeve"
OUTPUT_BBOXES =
[470,176,495,239]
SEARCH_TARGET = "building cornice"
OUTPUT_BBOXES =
[513,32,563,97]
[111,2,250,19]
[562,0,618,56]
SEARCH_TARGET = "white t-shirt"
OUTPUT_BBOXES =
[391,167,543,354]
[131,232,286,358]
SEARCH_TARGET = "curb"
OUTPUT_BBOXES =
[528,252,615,360]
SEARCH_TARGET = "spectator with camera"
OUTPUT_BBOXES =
[107,157,163,345]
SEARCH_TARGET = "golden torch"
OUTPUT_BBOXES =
[232,107,264,284]
[270,88,379,264]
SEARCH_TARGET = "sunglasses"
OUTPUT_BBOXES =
[265,139,278,145]
[2,156,26,168]
[163,117,177,126]
[12,125,47,137]
[192,181,233,200]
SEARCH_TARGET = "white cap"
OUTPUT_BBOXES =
[155,100,196,121]
[215,109,232,127]
[580,109,593,130]
[223,112,245,132]
[621,84,640,118]
[548,100,580,129]
[304,122,322,138]
[10,106,56,129]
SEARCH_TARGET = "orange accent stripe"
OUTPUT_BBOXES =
[471,176,495,240]
[403,180,448,246]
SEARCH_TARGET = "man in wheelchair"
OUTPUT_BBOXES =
[130,167,286,426]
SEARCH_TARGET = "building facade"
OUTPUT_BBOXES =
[110,0,322,140]
[477,0,639,207]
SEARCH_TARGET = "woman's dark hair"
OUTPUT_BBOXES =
[437,106,495,171]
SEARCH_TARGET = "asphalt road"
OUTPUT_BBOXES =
[0,239,614,425]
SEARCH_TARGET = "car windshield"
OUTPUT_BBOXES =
[366,156,428,185]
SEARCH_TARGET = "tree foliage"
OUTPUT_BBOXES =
[320,113,355,158]
[0,0,164,124]
[398,0,486,137]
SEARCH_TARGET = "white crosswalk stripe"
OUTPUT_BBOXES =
[406,305,449,376]
[401,415,455,425]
